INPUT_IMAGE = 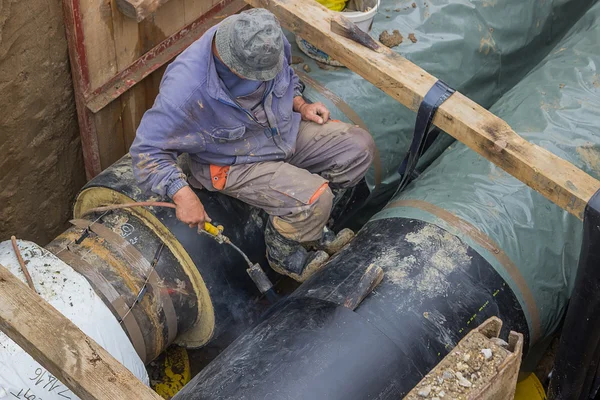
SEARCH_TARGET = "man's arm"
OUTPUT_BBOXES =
[130,95,211,229]
[282,34,330,125]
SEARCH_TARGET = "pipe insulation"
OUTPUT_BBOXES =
[51,155,275,361]
[0,240,149,399]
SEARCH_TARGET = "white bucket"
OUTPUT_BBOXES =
[297,0,381,67]
[343,0,381,32]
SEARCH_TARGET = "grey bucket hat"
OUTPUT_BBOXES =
[215,8,285,81]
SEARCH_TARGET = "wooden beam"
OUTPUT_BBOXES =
[0,263,162,400]
[86,0,247,113]
[116,0,171,22]
[248,0,600,220]
[62,0,102,178]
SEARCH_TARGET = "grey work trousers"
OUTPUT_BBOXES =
[191,120,375,242]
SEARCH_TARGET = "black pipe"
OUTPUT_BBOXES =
[46,210,199,362]
[174,218,529,399]
[48,155,276,362]
[548,189,600,400]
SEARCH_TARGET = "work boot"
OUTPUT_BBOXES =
[305,226,355,255]
[264,221,330,282]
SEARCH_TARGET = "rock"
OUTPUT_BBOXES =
[490,337,509,348]
[303,64,312,73]
[418,385,432,397]
[442,370,454,380]
[439,391,445,398]
[379,30,403,48]
[481,348,493,360]
[408,33,418,43]
[456,372,472,388]
[456,362,468,371]
[463,353,471,362]
[432,398,440,400]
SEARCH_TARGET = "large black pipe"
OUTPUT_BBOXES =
[174,218,528,399]
[47,155,274,362]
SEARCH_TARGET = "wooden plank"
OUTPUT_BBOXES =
[115,0,172,22]
[80,0,118,89]
[95,101,127,169]
[79,0,128,170]
[110,0,140,70]
[85,0,246,113]
[110,0,146,148]
[61,0,102,178]
[0,263,162,400]
[247,0,600,220]
[151,0,186,40]
[183,0,219,25]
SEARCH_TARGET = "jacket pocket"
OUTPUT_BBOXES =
[207,125,246,142]
[273,71,293,122]
[268,163,327,205]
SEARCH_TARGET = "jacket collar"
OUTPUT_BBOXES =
[204,27,289,103]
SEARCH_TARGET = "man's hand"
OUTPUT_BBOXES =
[172,186,211,230]
[293,97,330,124]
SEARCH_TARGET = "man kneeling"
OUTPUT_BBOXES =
[130,9,374,282]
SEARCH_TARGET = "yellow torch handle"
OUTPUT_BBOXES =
[204,222,224,237]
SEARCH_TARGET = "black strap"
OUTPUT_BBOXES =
[397,80,455,192]
[548,188,600,399]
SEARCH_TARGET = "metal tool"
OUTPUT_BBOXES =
[330,14,384,52]
[201,222,279,303]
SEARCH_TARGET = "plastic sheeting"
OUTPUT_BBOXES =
[374,0,600,343]
[0,241,149,399]
[290,0,593,196]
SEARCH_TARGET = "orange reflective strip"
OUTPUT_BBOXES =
[309,182,329,204]
[209,165,230,191]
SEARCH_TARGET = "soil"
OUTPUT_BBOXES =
[409,33,418,43]
[0,0,85,245]
[380,30,404,48]
[291,55,304,65]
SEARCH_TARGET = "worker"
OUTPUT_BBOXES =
[130,8,375,282]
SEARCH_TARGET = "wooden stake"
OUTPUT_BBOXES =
[246,0,600,220]
[10,236,36,291]
[0,263,162,400]
[343,264,384,310]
